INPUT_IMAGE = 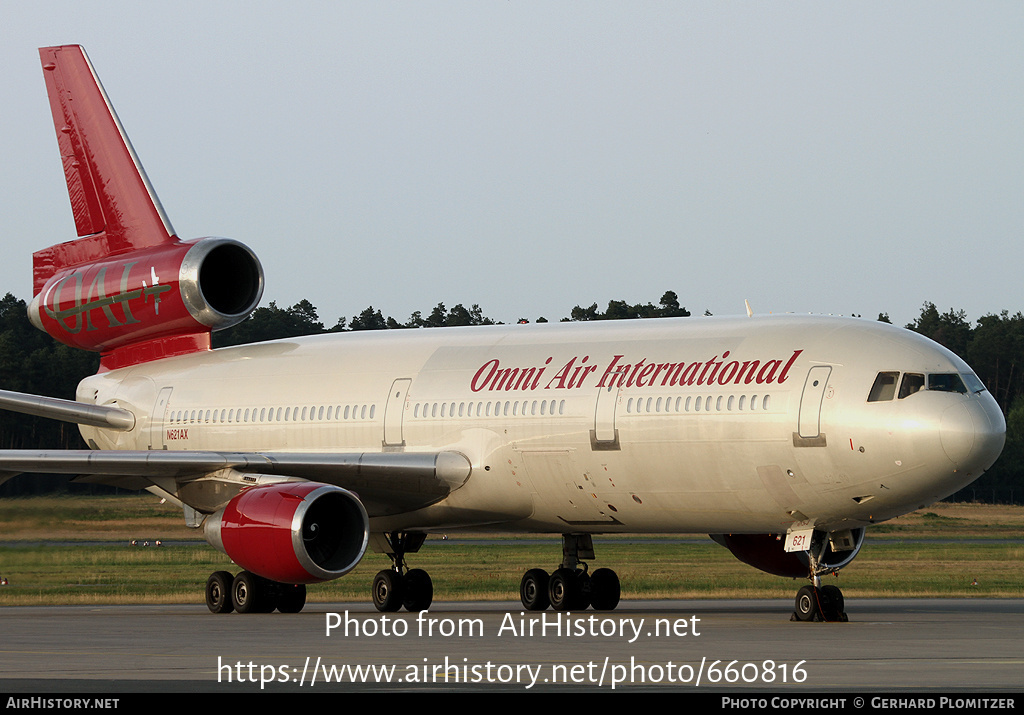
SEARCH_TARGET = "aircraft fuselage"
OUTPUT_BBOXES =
[76,314,1005,538]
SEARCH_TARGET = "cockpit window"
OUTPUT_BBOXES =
[867,372,899,402]
[928,373,968,394]
[960,373,986,393]
[899,373,925,399]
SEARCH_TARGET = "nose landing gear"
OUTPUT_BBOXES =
[791,532,848,622]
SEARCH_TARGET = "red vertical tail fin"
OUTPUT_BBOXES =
[35,45,178,294]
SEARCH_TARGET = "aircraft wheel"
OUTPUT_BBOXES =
[548,568,580,612]
[232,571,266,614]
[794,585,819,622]
[589,568,620,611]
[277,584,307,614]
[520,569,550,611]
[372,569,405,612]
[574,570,592,610]
[402,569,433,612]
[819,584,845,622]
[205,571,234,614]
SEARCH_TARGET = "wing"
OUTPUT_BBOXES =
[0,388,472,516]
[0,449,471,516]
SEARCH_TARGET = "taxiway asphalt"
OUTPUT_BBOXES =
[0,599,1019,692]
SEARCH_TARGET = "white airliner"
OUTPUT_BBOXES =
[0,45,1005,621]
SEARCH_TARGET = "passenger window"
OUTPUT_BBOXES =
[867,372,900,402]
[899,373,925,399]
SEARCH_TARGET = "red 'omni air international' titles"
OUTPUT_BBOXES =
[470,350,804,393]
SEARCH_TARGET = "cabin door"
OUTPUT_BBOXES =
[592,379,621,450]
[798,366,832,439]
[383,378,412,447]
[150,387,173,450]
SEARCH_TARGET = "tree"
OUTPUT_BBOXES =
[565,292,691,321]
[214,300,325,347]
[349,306,387,331]
[906,302,971,358]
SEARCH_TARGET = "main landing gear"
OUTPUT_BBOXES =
[520,534,621,611]
[205,570,307,614]
[791,531,848,623]
[371,531,434,613]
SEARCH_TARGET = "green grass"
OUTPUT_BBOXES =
[0,538,1019,606]
[0,496,1020,605]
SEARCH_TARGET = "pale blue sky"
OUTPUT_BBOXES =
[2,2,1022,328]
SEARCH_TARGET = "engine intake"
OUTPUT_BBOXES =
[205,482,369,584]
[181,239,264,326]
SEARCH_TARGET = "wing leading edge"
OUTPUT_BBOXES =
[0,450,472,517]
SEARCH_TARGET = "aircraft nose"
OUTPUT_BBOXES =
[939,397,1005,472]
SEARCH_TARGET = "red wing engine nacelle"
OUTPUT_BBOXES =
[204,482,370,585]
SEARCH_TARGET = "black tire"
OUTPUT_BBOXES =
[548,568,579,612]
[574,570,592,611]
[232,571,264,614]
[372,569,404,612]
[589,568,620,611]
[277,584,307,614]
[819,584,845,622]
[206,570,234,614]
[402,569,433,612]
[794,585,818,622]
[520,569,550,611]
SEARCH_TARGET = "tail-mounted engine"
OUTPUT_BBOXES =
[711,528,865,579]
[29,237,263,370]
[33,46,264,371]
[204,482,369,585]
